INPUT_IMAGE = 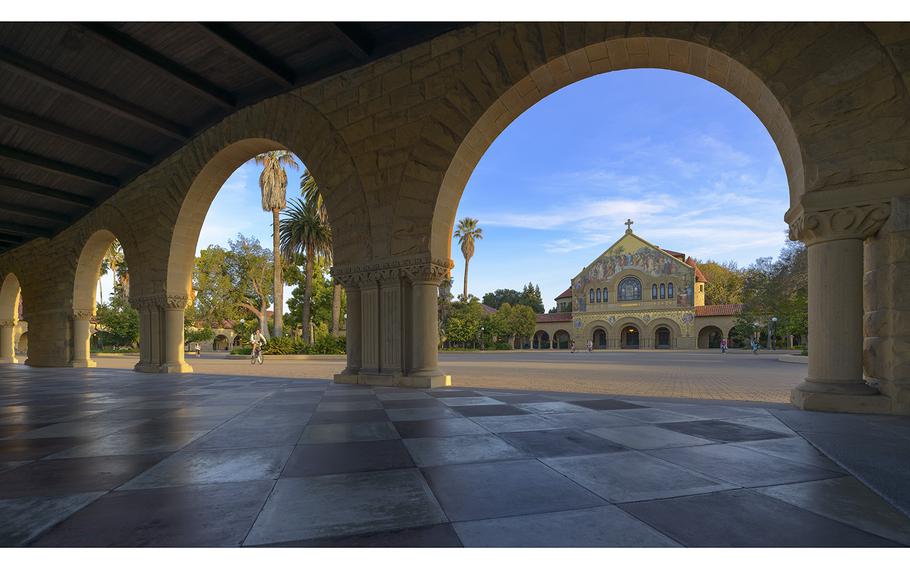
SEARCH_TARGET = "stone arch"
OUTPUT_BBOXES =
[698,325,724,349]
[16,331,28,355]
[72,230,121,315]
[417,30,820,262]
[611,316,646,349]
[0,273,21,363]
[553,328,571,349]
[213,334,230,351]
[647,318,682,349]
[532,329,550,349]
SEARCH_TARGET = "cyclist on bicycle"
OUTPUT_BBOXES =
[250,328,267,361]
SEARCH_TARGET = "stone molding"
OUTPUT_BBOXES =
[0,319,16,328]
[789,203,892,245]
[333,255,453,286]
[71,310,93,321]
[129,294,189,310]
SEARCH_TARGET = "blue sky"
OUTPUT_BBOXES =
[104,68,790,312]
[449,69,789,308]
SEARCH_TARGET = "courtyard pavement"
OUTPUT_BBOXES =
[1,364,909,547]
[95,350,805,403]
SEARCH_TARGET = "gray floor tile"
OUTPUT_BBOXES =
[543,451,736,503]
[375,392,432,401]
[117,446,293,490]
[619,489,900,547]
[270,523,462,547]
[658,404,770,420]
[454,505,680,547]
[0,492,105,546]
[470,414,562,433]
[756,477,910,545]
[317,400,382,412]
[514,402,593,414]
[438,396,503,407]
[0,453,169,498]
[403,434,526,467]
[607,408,702,424]
[542,411,640,430]
[386,407,460,422]
[299,422,399,444]
[648,444,845,487]
[394,418,488,439]
[732,437,844,472]
[245,469,446,545]
[184,422,304,451]
[33,481,275,547]
[282,440,414,477]
[587,425,714,450]
[45,431,207,459]
[12,420,149,440]
[498,429,626,458]
[422,459,605,522]
[659,419,792,442]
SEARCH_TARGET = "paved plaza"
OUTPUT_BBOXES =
[1,364,909,547]
[94,351,806,403]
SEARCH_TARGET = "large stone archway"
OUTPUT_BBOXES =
[0,273,21,364]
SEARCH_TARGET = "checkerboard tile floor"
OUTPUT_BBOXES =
[1,365,909,547]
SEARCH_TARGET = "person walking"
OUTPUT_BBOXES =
[720,338,727,354]
[570,340,576,353]
[586,339,593,353]
[750,339,759,354]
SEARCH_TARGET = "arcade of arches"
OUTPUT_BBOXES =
[0,23,908,415]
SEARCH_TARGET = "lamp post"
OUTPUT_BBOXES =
[479,326,485,351]
[768,316,778,351]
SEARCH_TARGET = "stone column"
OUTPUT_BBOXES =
[0,320,17,364]
[404,262,449,387]
[790,203,891,413]
[131,296,161,373]
[69,311,96,368]
[160,295,192,373]
[334,279,361,379]
[359,278,380,375]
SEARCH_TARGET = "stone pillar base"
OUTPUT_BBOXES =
[791,380,892,414]
[158,362,194,374]
[69,360,97,368]
[334,372,451,388]
[0,358,18,364]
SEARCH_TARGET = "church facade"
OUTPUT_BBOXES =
[532,223,742,350]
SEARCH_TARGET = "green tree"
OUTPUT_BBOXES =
[224,235,274,340]
[697,260,745,305]
[298,169,343,337]
[192,245,239,328]
[482,288,523,309]
[443,299,485,346]
[253,150,299,338]
[95,294,139,347]
[284,258,339,338]
[490,302,536,346]
[99,240,129,302]
[279,197,332,343]
[454,217,483,301]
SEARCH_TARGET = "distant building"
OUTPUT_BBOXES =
[532,222,742,349]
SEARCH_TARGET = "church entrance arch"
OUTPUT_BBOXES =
[553,329,570,350]
[655,326,672,349]
[621,326,640,349]
[698,326,723,349]
[592,328,607,350]
[0,273,22,364]
[532,330,550,349]
[213,335,230,351]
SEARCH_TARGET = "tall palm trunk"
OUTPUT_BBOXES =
[463,259,470,301]
[302,254,315,343]
[331,282,341,337]
[272,208,283,338]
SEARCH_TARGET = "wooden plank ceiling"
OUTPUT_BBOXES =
[0,22,464,254]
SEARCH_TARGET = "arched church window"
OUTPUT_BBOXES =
[660,283,666,299]
[602,288,608,302]
[668,283,674,298]
[589,289,595,303]
[619,277,642,301]
[596,288,602,303]
[651,284,658,299]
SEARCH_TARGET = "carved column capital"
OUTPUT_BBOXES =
[400,261,450,286]
[0,319,17,328]
[71,310,93,321]
[789,203,891,245]
[164,295,189,310]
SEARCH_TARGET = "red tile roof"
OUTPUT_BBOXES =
[695,304,743,317]
[480,304,498,315]
[554,287,572,300]
[686,257,708,283]
[536,312,572,323]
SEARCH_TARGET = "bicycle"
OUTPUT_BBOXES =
[250,342,264,365]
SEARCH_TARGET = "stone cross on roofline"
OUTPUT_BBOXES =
[624,219,634,233]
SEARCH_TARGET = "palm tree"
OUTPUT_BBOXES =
[279,198,332,343]
[100,240,129,302]
[299,170,343,337]
[253,150,299,339]
[454,218,483,301]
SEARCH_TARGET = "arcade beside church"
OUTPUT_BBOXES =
[532,221,742,350]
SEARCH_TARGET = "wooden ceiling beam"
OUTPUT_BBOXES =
[0,200,70,224]
[0,145,119,188]
[0,175,95,208]
[322,23,372,61]
[197,23,295,87]
[0,221,54,239]
[0,46,190,141]
[0,102,152,167]
[78,23,236,110]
